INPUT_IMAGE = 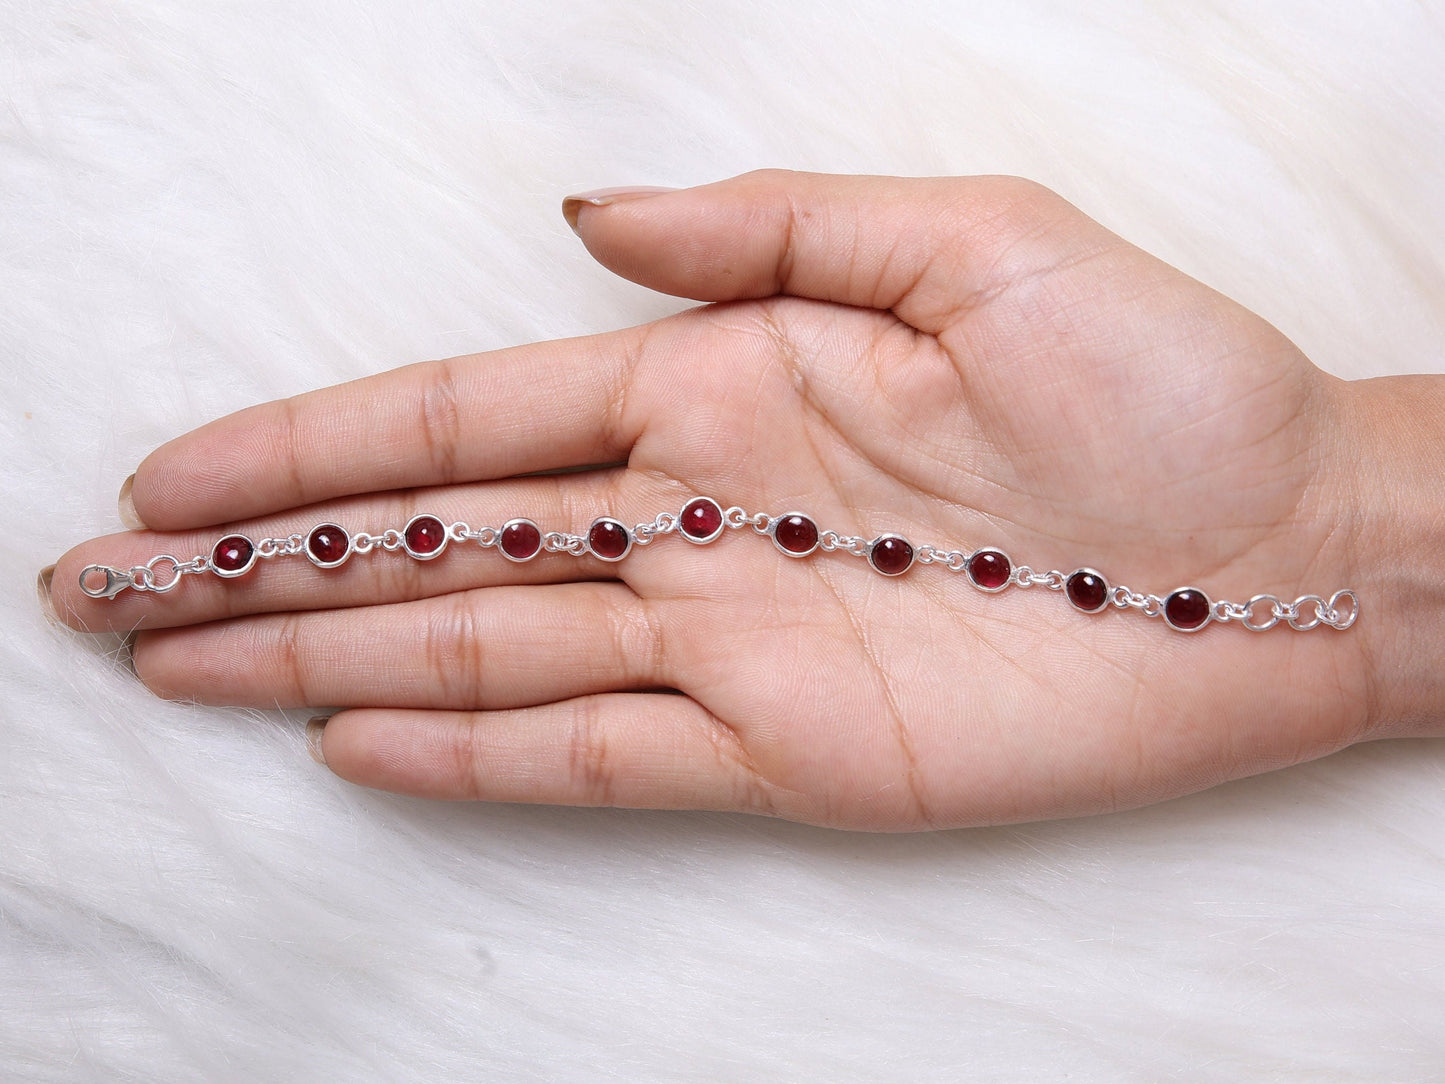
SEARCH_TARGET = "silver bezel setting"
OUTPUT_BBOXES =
[1162,587,1213,633]
[498,518,543,562]
[586,517,633,562]
[867,534,915,577]
[304,523,352,569]
[210,534,258,579]
[966,548,1012,593]
[402,513,449,561]
[1065,567,1111,613]
[770,512,820,558]
[678,497,725,545]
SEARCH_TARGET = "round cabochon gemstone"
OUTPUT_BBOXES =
[306,524,350,566]
[404,515,447,558]
[211,534,255,576]
[967,549,1011,591]
[679,497,724,543]
[499,519,542,561]
[587,519,631,561]
[1164,588,1212,631]
[772,514,819,556]
[869,535,914,576]
[1065,569,1109,613]
[209,534,254,578]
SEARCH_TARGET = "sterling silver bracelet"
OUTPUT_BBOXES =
[79,496,1358,633]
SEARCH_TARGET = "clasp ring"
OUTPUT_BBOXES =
[79,565,136,600]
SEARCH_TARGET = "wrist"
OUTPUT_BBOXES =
[1332,374,1445,737]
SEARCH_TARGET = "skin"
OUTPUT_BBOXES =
[45,171,1445,830]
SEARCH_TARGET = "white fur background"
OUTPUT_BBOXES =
[5,2,1445,1080]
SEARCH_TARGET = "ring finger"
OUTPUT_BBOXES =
[133,580,688,711]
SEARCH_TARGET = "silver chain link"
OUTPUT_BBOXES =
[543,530,588,556]
[467,525,499,547]
[1013,567,1066,591]
[631,511,679,546]
[1110,585,1165,617]
[819,530,867,557]
[255,533,305,560]
[1204,589,1357,631]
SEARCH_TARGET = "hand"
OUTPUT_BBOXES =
[50,171,1408,830]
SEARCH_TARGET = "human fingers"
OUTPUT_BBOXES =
[132,581,686,711]
[311,695,786,818]
[50,467,691,633]
[125,326,651,531]
[564,170,1118,336]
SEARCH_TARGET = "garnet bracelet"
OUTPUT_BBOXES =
[79,496,1358,633]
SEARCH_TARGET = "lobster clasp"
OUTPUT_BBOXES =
[79,565,136,600]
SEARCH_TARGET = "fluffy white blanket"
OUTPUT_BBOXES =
[5,3,1443,1079]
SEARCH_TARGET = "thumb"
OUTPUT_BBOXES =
[562,170,1108,335]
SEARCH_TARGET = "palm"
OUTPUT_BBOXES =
[56,173,1368,829]
[623,236,1352,826]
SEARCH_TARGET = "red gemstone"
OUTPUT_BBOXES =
[587,518,630,561]
[211,534,255,576]
[306,524,350,567]
[1065,569,1109,613]
[869,535,914,576]
[500,519,542,561]
[404,514,447,558]
[967,549,1011,591]
[773,514,819,556]
[1164,588,1211,631]
[680,497,724,543]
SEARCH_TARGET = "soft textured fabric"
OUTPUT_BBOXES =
[4,3,1443,1080]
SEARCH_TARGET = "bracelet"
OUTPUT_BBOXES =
[78,496,1358,633]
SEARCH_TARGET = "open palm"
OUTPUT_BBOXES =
[55,172,1370,829]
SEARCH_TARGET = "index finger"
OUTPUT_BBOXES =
[129,326,651,531]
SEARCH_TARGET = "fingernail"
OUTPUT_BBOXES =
[37,565,59,627]
[117,473,147,530]
[306,716,330,765]
[562,186,679,235]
